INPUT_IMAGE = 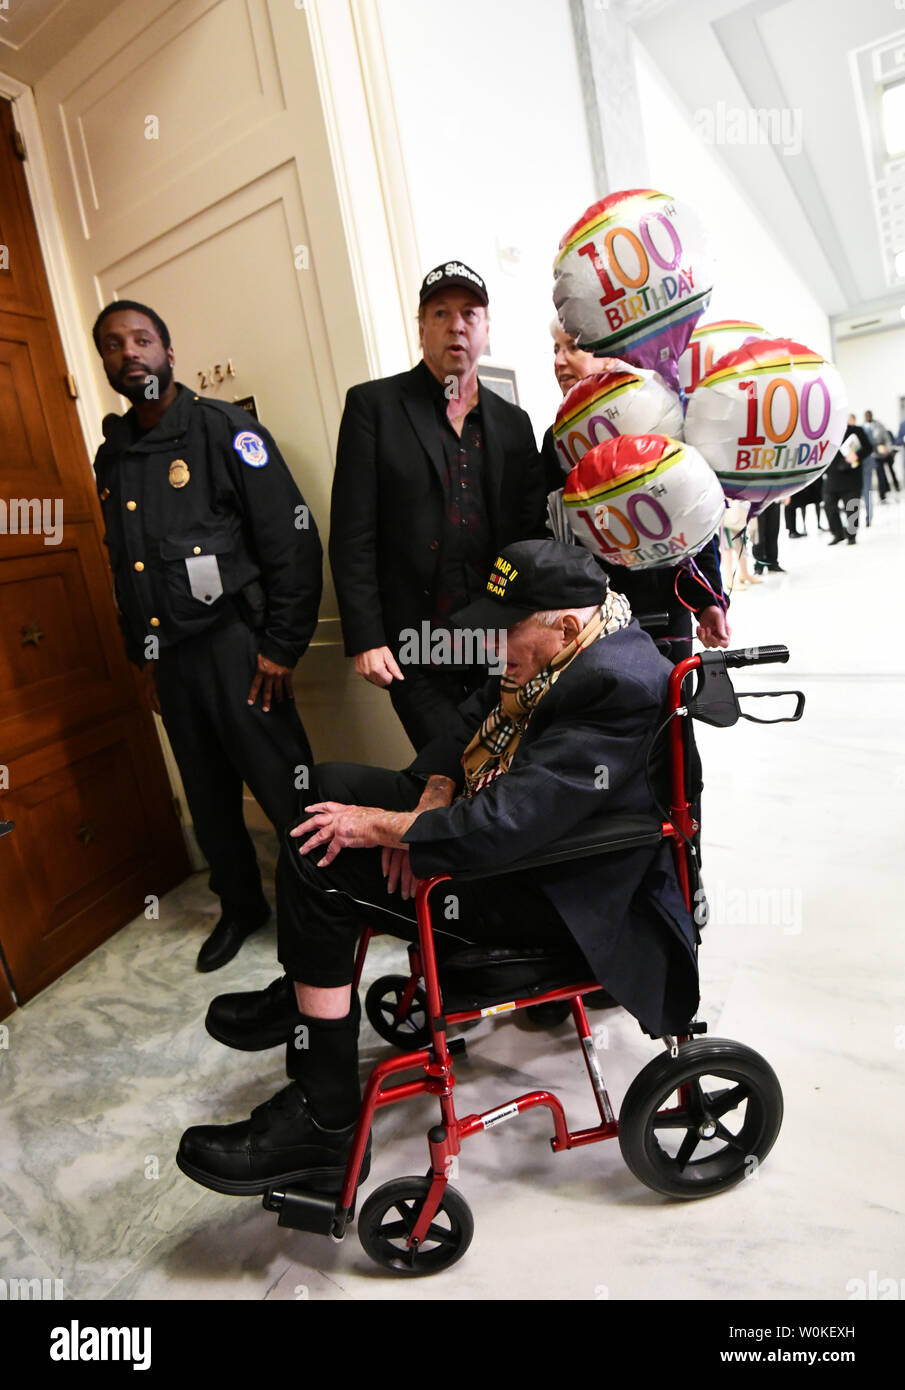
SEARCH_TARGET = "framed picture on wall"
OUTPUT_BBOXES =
[477,362,519,406]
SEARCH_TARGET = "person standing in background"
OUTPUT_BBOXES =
[92,301,323,972]
[864,410,898,502]
[330,262,546,751]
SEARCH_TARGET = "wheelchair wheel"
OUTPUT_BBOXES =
[365,975,430,1048]
[618,1038,783,1199]
[358,1177,473,1276]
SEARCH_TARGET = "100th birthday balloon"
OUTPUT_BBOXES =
[678,319,769,395]
[550,362,685,477]
[684,338,848,514]
[563,434,725,569]
[552,189,714,392]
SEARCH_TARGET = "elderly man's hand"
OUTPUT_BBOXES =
[290,801,418,867]
[354,647,404,687]
[696,604,731,649]
[381,846,419,899]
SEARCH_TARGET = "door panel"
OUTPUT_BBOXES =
[0,94,190,1011]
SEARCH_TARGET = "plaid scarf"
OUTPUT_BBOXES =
[460,590,632,799]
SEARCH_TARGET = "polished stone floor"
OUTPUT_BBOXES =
[1,502,902,1302]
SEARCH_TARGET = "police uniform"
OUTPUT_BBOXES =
[94,383,323,941]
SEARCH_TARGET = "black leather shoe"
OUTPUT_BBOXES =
[196,907,270,973]
[206,976,299,1050]
[176,1083,370,1196]
[828,537,844,546]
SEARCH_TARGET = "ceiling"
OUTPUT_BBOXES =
[3,0,902,342]
[631,0,905,339]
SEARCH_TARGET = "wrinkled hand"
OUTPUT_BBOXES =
[141,660,161,716]
[696,604,731,649]
[354,646,404,688]
[290,801,416,868]
[381,845,419,899]
[248,653,294,711]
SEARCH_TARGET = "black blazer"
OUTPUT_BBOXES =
[403,623,699,1036]
[330,363,546,657]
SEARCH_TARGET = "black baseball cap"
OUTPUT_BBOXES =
[451,540,609,630]
[419,260,489,307]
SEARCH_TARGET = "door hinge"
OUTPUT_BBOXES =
[65,373,79,400]
[11,127,26,161]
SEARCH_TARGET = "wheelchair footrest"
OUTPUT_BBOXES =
[262,1185,354,1235]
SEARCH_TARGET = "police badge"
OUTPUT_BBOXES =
[169,459,190,488]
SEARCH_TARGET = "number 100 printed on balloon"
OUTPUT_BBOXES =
[563,435,725,570]
[685,339,847,512]
[553,190,713,392]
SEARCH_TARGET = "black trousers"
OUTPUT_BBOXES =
[389,665,488,751]
[155,617,315,916]
[822,479,860,541]
[752,502,781,565]
[276,761,573,986]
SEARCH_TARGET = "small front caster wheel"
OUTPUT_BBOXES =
[365,975,430,1048]
[358,1177,473,1276]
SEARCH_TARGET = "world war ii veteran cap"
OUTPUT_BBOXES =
[419,260,489,307]
[451,540,610,630]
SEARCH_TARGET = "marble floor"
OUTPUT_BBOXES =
[1,502,903,1302]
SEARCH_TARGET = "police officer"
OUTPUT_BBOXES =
[91,300,323,970]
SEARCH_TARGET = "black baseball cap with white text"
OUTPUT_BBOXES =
[451,540,609,630]
[419,260,489,307]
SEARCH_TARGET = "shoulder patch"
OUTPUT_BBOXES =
[233,430,268,467]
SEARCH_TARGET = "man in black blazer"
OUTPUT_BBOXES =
[330,261,546,749]
[177,540,698,1197]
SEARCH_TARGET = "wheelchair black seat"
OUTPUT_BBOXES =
[438,943,596,1013]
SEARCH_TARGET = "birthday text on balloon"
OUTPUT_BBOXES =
[571,493,690,566]
[735,375,833,470]
[577,205,697,331]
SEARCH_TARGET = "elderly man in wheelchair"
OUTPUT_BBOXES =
[177,538,792,1273]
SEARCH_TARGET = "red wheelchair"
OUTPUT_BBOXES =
[264,644,804,1275]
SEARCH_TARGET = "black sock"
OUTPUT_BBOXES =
[285,992,361,1129]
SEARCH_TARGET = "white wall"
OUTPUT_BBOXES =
[376,0,598,437]
[633,38,833,363]
[834,329,905,435]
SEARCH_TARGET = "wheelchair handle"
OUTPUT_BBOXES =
[719,644,789,669]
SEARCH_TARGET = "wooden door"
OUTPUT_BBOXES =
[0,96,190,1017]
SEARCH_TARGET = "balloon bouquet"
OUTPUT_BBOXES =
[549,189,847,613]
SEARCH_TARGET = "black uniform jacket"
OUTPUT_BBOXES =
[329,362,546,658]
[402,622,699,1036]
[94,385,323,668]
[542,425,725,628]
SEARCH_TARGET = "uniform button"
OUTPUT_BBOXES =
[429,539,440,551]
[193,546,201,555]
[423,589,430,597]
[134,561,145,572]
[149,617,160,627]
[126,500,137,511]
